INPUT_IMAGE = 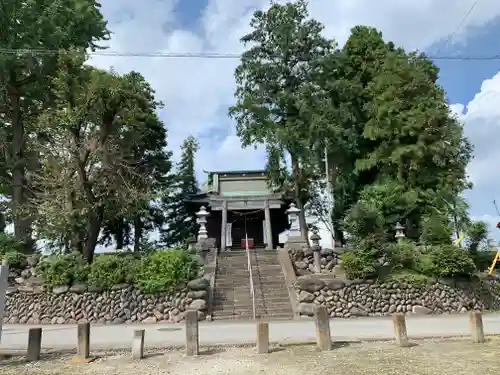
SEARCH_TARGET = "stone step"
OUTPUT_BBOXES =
[211,313,293,320]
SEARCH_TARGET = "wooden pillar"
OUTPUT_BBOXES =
[313,305,331,351]
[469,311,485,343]
[256,320,269,354]
[392,313,410,347]
[132,329,145,360]
[27,328,42,362]
[220,200,227,251]
[185,310,199,356]
[264,201,273,250]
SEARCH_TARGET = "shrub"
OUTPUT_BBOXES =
[474,250,498,271]
[465,221,489,254]
[343,201,387,252]
[420,213,453,246]
[385,270,428,287]
[37,252,89,287]
[3,251,26,270]
[134,249,200,293]
[385,240,416,270]
[0,233,25,255]
[340,251,376,280]
[417,245,476,278]
[88,254,137,288]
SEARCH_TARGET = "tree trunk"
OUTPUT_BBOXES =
[290,153,308,242]
[83,206,104,263]
[115,218,124,250]
[134,215,142,252]
[9,89,32,250]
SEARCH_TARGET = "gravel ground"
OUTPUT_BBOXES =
[0,337,498,375]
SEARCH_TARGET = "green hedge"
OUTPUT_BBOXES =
[342,241,478,280]
[35,248,201,293]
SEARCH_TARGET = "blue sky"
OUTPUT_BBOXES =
[89,0,500,244]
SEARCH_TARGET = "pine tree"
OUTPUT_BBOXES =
[161,136,200,246]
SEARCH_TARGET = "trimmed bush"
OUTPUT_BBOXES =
[340,251,376,280]
[0,233,25,255]
[37,252,89,287]
[417,245,476,278]
[3,251,27,271]
[385,240,416,270]
[134,249,200,293]
[87,254,137,288]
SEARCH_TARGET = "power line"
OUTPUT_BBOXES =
[436,0,481,55]
[0,48,499,61]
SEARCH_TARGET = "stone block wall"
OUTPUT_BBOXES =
[288,247,343,275]
[4,277,210,325]
[295,275,500,318]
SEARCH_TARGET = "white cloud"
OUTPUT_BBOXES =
[87,0,500,243]
[90,0,500,174]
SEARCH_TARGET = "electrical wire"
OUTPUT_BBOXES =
[435,0,481,55]
[0,48,499,61]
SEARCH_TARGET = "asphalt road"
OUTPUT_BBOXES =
[1,313,498,351]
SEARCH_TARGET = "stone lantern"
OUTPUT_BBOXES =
[395,222,405,243]
[310,229,322,273]
[286,203,301,237]
[196,206,209,241]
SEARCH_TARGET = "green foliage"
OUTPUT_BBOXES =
[343,201,386,251]
[473,250,497,272]
[385,240,416,270]
[134,249,201,293]
[37,252,89,287]
[161,136,200,247]
[340,251,376,280]
[417,245,476,278]
[87,254,137,288]
[3,251,27,270]
[420,213,453,246]
[385,270,428,287]
[0,233,26,255]
[465,221,489,253]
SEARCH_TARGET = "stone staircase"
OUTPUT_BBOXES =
[212,249,294,320]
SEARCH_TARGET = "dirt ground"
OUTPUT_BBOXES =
[0,337,498,375]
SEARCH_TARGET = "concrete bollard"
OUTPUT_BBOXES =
[132,329,145,360]
[313,305,331,351]
[71,322,92,364]
[392,313,410,347]
[27,328,42,362]
[256,320,269,354]
[185,310,199,356]
[469,311,485,343]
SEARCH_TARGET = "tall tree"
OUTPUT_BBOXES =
[161,136,199,247]
[0,0,109,248]
[229,0,336,239]
[29,57,169,262]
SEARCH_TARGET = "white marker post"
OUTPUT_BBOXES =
[0,260,9,343]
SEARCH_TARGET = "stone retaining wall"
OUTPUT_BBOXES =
[3,278,209,324]
[295,275,500,318]
[288,247,343,275]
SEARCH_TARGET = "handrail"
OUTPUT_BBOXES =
[245,233,256,320]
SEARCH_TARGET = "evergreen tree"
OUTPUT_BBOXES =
[161,136,200,246]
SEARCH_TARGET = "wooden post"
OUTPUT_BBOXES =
[469,311,485,343]
[71,322,92,364]
[27,328,42,362]
[256,320,269,354]
[313,305,331,351]
[392,313,410,347]
[185,310,199,356]
[132,329,145,360]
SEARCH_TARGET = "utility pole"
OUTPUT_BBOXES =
[324,145,335,249]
